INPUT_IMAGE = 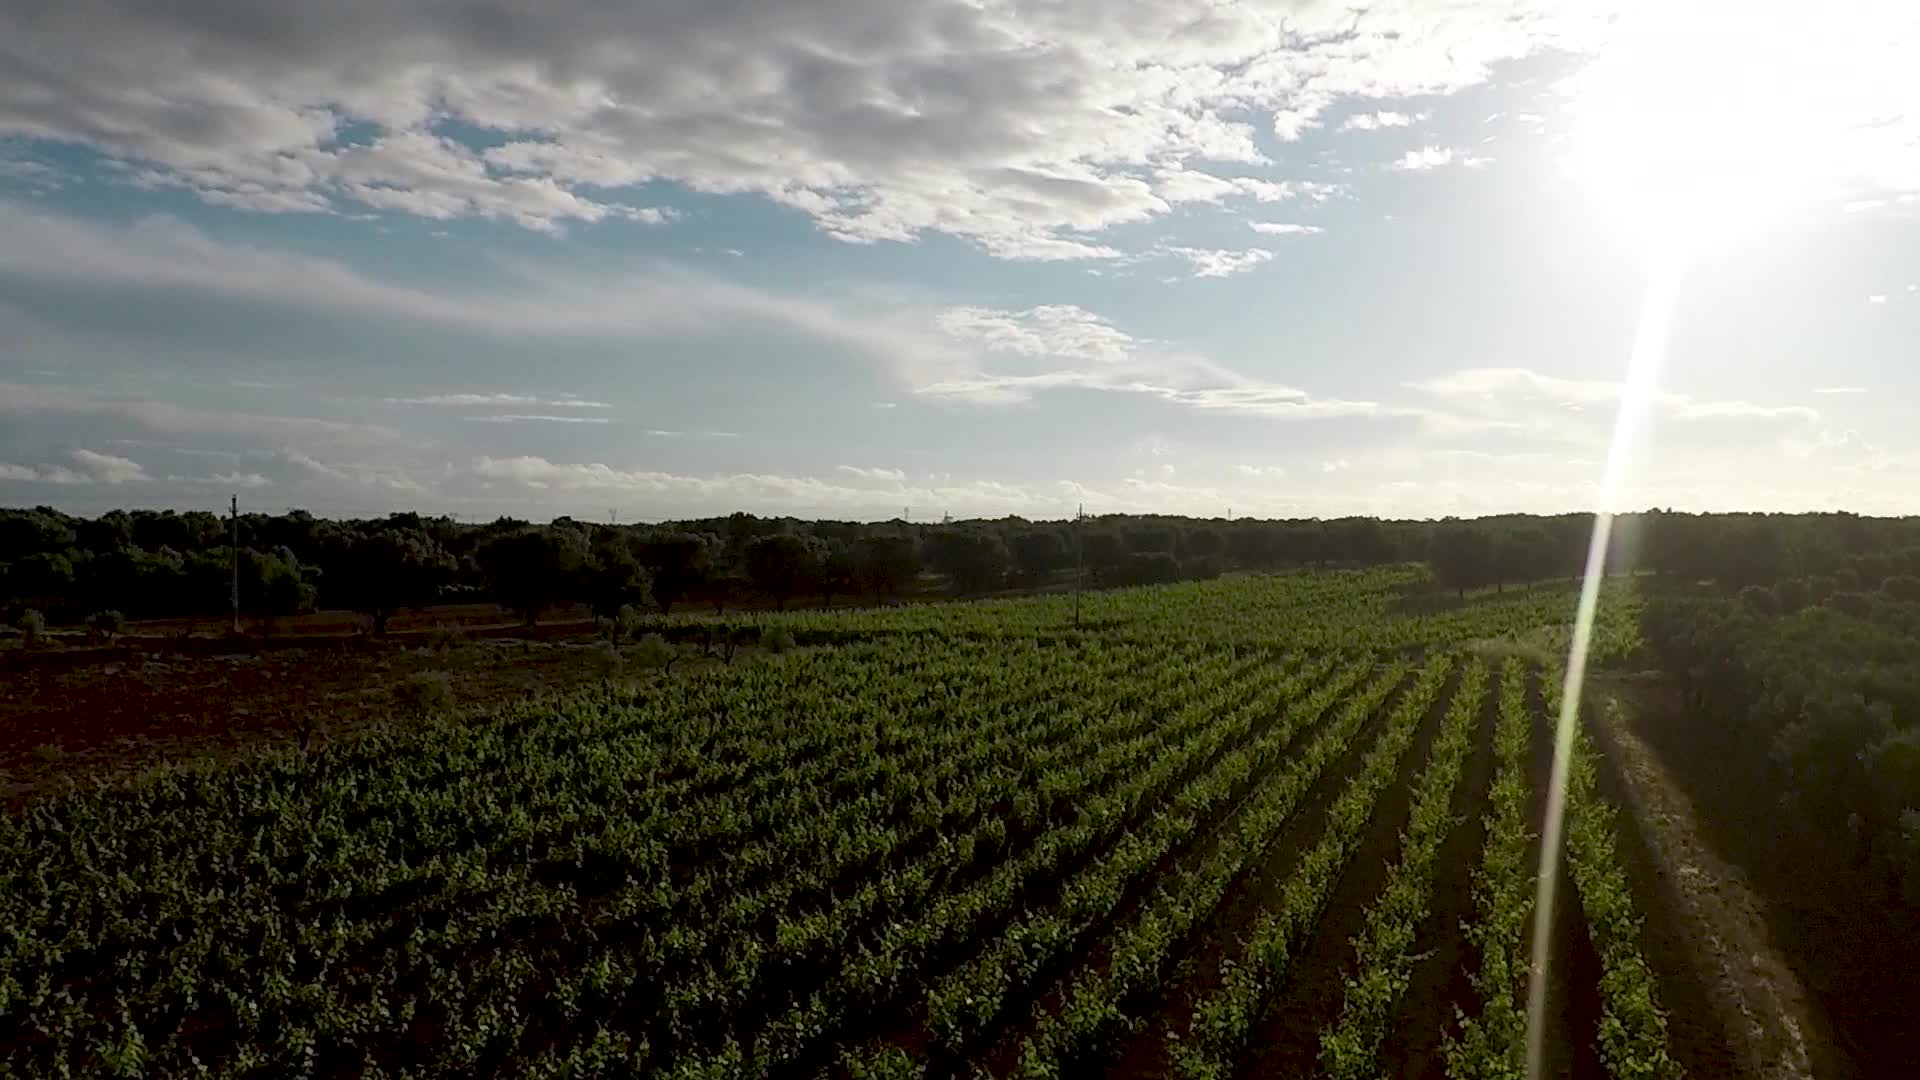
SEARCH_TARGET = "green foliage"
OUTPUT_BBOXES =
[13,607,45,647]
[478,526,586,624]
[760,624,796,654]
[86,609,125,644]
[744,533,823,609]
[631,631,676,669]
[0,570,1674,1078]
[392,670,455,717]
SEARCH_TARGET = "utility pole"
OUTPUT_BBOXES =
[1073,503,1084,629]
[229,495,240,634]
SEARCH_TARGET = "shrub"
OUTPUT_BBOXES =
[600,603,644,646]
[591,639,625,676]
[393,671,455,717]
[631,632,676,670]
[425,622,467,653]
[761,625,797,654]
[1738,585,1778,616]
[14,609,45,648]
[1771,578,1809,615]
[86,609,126,645]
[1882,575,1920,604]
[1825,591,1873,618]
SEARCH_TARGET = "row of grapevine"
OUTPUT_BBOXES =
[1445,657,1534,1080]
[658,566,1644,658]
[992,656,1416,1077]
[1,638,1260,1075]
[1318,657,1490,1078]
[665,654,1377,1076]
[1551,682,1685,1080]
[1167,652,1457,1079]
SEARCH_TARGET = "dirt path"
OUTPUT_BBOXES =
[1589,689,1820,1080]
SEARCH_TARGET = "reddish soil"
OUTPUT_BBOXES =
[0,634,688,808]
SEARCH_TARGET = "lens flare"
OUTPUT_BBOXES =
[1523,258,1679,1080]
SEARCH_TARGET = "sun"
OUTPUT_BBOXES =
[1564,0,1888,260]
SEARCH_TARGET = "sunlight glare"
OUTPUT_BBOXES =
[1565,0,1884,256]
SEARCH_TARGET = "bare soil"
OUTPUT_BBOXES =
[0,633,718,808]
[1592,678,1861,1079]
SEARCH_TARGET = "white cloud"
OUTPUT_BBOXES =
[0,204,979,387]
[387,392,611,408]
[69,448,148,484]
[1868,294,1888,304]
[1248,222,1323,236]
[0,0,1629,257]
[0,448,149,486]
[1236,464,1288,478]
[836,465,909,483]
[1322,459,1352,473]
[1814,386,1868,394]
[0,381,399,446]
[926,302,1386,419]
[1393,146,1492,171]
[1341,110,1417,131]
[170,471,272,489]
[472,455,1081,517]
[1407,367,1821,441]
[0,156,60,188]
[462,414,614,424]
[1159,245,1275,278]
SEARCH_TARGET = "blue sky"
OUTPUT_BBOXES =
[1,0,1917,521]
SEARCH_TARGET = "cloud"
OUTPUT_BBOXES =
[0,448,149,486]
[1814,386,1868,395]
[1393,146,1492,171]
[926,302,1387,419]
[0,155,60,188]
[0,203,979,385]
[1236,464,1288,478]
[0,381,399,446]
[1159,246,1275,278]
[462,414,614,424]
[472,455,1081,517]
[170,471,272,489]
[1341,110,1417,131]
[1868,294,1888,304]
[69,448,148,484]
[1247,222,1323,236]
[1407,367,1821,444]
[0,0,1629,257]
[387,392,611,408]
[836,465,909,483]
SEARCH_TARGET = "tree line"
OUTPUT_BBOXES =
[7,505,1920,634]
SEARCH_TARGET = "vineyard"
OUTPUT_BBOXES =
[0,567,1678,1078]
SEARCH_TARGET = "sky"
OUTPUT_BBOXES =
[1,0,1917,523]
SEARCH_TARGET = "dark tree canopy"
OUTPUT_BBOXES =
[744,533,822,610]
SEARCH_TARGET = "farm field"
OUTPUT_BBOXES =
[0,567,1686,1078]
